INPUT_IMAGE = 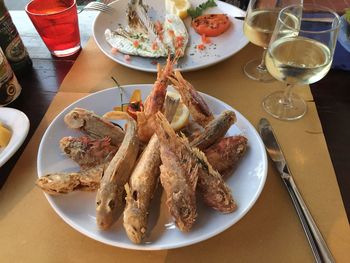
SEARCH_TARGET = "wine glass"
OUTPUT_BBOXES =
[243,0,301,82]
[263,4,340,120]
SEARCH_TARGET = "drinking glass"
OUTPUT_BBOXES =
[263,4,340,120]
[25,0,81,57]
[243,0,301,82]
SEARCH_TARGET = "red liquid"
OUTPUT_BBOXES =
[26,0,80,56]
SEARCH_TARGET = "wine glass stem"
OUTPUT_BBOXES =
[281,83,294,108]
[257,48,268,72]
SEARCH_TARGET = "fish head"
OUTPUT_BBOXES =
[64,108,88,129]
[123,205,147,244]
[95,183,120,230]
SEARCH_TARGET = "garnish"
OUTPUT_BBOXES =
[187,0,217,19]
[346,8,350,24]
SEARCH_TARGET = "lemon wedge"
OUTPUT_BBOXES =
[165,0,191,19]
[166,90,190,130]
[0,122,11,148]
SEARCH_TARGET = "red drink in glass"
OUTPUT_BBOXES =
[25,0,81,57]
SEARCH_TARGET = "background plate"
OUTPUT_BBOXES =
[37,85,267,250]
[0,108,29,167]
[93,0,248,72]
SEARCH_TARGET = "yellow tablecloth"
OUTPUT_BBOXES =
[0,39,349,262]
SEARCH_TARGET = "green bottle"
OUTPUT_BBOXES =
[0,0,32,76]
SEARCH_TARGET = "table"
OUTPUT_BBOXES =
[0,9,349,263]
[2,10,349,222]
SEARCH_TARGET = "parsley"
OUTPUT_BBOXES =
[346,8,350,24]
[187,0,217,19]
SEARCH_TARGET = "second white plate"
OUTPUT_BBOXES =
[0,108,30,167]
[93,0,249,72]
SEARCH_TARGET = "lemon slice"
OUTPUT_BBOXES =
[165,0,191,19]
[166,90,190,130]
[0,122,11,148]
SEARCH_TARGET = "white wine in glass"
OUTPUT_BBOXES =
[243,0,301,82]
[263,4,340,120]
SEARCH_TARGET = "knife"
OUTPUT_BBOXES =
[258,118,334,263]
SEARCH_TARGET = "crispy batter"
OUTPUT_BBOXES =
[190,110,236,150]
[95,112,139,230]
[137,57,175,143]
[59,136,118,169]
[123,95,180,243]
[205,135,248,176]
[64,108,125,146]
[154,112,198,232]
[169,70,214,127]
[36,165,104,195]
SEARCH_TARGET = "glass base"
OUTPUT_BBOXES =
[50,45,81,57]
[262,91,307,120]
[244,59,275,82]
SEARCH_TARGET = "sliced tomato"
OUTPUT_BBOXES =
[192,14,231,37]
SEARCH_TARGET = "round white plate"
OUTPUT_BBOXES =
[0,108,30,167]
[37,85,267,250]
[93,0,248,72]
[338,15,350,53]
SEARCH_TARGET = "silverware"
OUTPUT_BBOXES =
[258,118,334,263]
[78,1,114,14]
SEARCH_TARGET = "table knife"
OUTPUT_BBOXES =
[258,118,334,263]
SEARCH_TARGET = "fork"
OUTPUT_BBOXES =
[78,1,114,14]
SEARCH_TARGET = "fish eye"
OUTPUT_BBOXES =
[108,200,115,209]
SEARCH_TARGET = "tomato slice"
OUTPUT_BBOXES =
[192,14,231,37]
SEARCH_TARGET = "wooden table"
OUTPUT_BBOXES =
[1,9,350,225]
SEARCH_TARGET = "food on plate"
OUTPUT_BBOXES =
[187,0,217,19]
[96,111,139,230]
[136,57,176,142]
[60,136,118,169]
[114,89,144,121]
[64,108,125,146]
[154,112,199,232]
[166,90,190,130]
[192,14,231,37]
[105,0,188,58]
[36,60,249,242]
[165,0,191,19]
[0,122,11,148]
[36,165,104,195]
[123,95,180,243]
[190,110,236,150]
[205,135,248,176]
[169,70,214,127]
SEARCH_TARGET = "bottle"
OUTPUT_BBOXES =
[0,0,32,76]
[0,47,21,106]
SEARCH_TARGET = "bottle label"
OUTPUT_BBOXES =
[0,10,30,67]
[0,48,21,106]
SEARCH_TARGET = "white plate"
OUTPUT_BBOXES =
[0,108,30,167]
[93,0,249,72]
[37,85,267,250]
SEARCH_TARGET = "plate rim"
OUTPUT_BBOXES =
[0,108,30,167]
[37,85,268,250]
[92,0,248,72]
